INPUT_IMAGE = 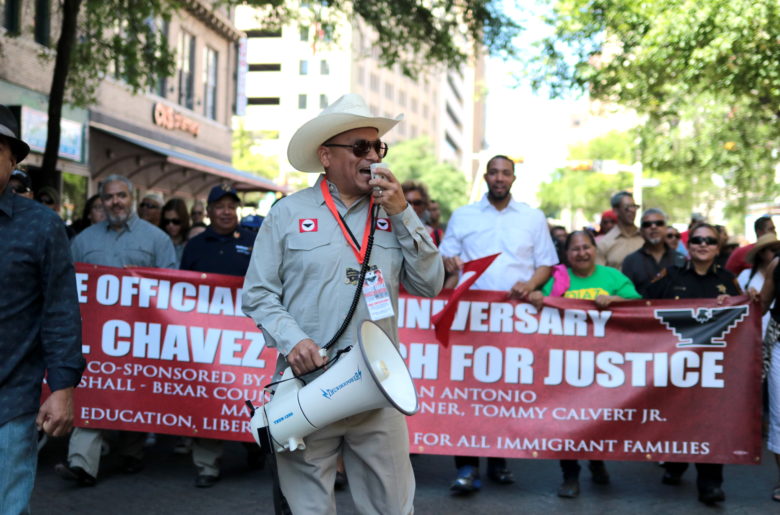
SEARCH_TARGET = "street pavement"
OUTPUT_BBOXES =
[32,434,778,514]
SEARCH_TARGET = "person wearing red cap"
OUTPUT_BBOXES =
[595,209,617,244]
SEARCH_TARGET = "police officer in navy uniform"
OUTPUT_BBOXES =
[645,222,742,505]
[180,184,262,487]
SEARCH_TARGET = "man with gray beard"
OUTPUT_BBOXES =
[57,174,175,486]
[621,208,686,296]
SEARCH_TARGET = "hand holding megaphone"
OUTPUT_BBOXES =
[286,338,328,375]
[368,163,406,216]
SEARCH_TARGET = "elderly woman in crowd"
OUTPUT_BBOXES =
[645,223,743,505]
[529,230,641,498]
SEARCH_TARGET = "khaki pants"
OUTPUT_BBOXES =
[68,427,145,478]
[276,408,414,515]
[192,438,223,476]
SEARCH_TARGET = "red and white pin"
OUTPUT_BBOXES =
[299,218,318,232]
[375,218,392,231]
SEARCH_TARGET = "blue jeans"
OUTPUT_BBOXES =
[0,413,37,515]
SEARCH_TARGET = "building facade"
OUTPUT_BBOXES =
[234,4,485,186]
[0,0,282,221]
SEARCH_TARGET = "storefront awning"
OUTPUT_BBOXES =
[90,123,288,197]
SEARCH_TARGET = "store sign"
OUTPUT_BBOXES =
[152,103,200,137]
[21,106,85,162]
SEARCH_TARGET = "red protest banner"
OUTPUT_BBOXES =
[72,263,272,441]
[400,290,762,465]
[71,265,762,464]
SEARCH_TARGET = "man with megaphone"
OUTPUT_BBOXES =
[242,94,444,515]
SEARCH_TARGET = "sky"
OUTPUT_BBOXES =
[482,1,589,205]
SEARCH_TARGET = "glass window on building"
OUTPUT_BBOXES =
[299,60,308,75]
[247,97,280,105]
[384,83,394,101]
[298,94,307,109]
[203,47,218,120]
[320,59,329,75]
[177,31,196,109]
[299,25,309,41]
[357,66,365,85]
[369,73,379,92]
[34,0,50,46]
[319,94,328,109]
[398,90,406,107]
[322,25,334,42]
[153,18,170,98]
[411,97,418,113]
[3,0,21,33]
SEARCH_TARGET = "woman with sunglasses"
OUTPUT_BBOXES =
[158,198,191,267]
[529,230,641,498]
[645,223,743,505]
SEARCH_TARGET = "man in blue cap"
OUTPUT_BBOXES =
[0,104,85,513]
[180,184,261,487]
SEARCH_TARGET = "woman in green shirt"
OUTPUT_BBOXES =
[529,230,641,498]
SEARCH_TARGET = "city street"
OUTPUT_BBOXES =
[32,433,779,514]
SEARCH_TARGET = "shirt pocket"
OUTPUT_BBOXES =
[502,226,534,262]
[285,232,339,279]
[80,248,110,265]
[125,248,155,267]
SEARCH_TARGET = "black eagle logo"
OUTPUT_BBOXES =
[654,306,749,347]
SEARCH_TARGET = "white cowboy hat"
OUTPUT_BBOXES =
[287,94,403,173]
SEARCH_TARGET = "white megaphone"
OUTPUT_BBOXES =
[250,320,418,453]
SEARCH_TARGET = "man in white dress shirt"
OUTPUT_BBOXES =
[439,154,558,494]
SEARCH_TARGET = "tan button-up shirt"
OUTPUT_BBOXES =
[596,224,643,269]
[241,175,444,376]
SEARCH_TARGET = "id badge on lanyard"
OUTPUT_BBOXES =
[362,269,394,321]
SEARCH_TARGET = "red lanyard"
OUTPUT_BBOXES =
[320,180,374,264]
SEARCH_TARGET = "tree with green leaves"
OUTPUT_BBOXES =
[529,0,780,222]
[538,131,633,221]
[42,0,179,180]
[232,120,279,179]
[384,137,469,220]
[39,0,520,181]
[538,127,726,226]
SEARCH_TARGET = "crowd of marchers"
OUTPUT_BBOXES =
[3,100,780,514]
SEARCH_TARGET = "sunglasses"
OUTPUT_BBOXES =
[140,202,160,209]
[323,139,388,158]
[163,218,181,226]
[407,199,426,207]
[666,233,680,239]
[689,236,719,246]
[641,220,666,228]
[12,185,30,194]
